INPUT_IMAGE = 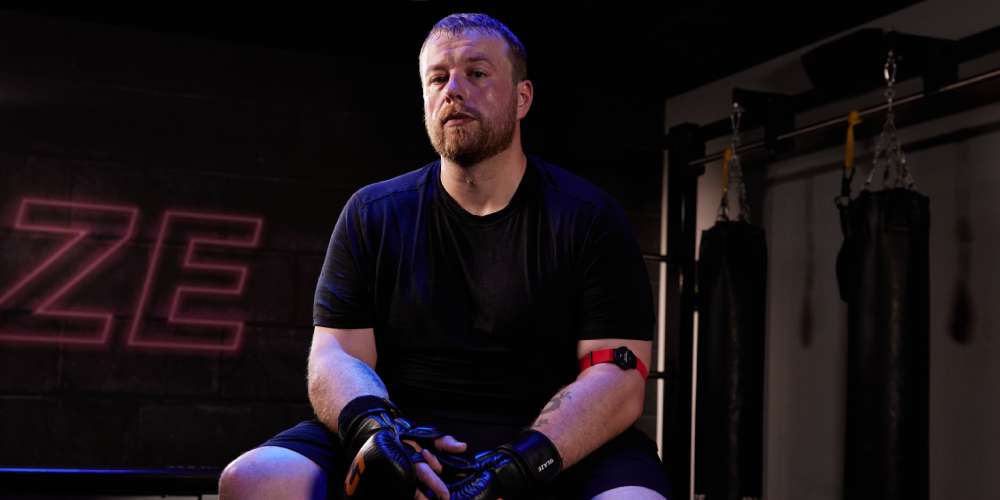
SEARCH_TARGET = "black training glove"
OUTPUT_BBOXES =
[338,396,424,499]
[447,430,563,500]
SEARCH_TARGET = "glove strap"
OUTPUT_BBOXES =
[499,430,563,484]
[395,417,448,450]
[337,395,401,449]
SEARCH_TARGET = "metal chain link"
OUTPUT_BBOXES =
[717,102,751,222]
[864,50,917,191]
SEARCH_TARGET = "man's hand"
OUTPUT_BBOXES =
[338,396,473,499]
[343,411,424,498]
[345,418,468,499]
[404,434,468,500]
[445,430,562,500]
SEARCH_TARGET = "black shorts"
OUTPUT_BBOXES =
[260,418,672,499]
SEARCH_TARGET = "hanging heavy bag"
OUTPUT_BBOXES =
[696,221,766,500]
[836,57,930,500]
[695,105,767,500]
[836,188,929,500]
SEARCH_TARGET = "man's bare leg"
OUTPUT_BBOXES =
[219,446,328,500]
[591,485,667,500]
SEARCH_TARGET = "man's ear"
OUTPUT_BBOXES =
[516,79,534,120]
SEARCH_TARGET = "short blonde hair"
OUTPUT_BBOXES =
[420,13,528,82]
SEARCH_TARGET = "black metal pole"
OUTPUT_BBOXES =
[663,123,704,499]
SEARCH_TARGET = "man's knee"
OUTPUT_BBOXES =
[219,446,328,500]
[591,485,667,500]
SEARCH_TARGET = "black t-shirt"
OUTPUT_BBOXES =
[314,155,653,427]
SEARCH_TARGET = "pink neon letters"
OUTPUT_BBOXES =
[0,197,263,353]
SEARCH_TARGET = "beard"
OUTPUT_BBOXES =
[425,93,517,167]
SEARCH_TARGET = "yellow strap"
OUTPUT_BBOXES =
[721,147,733,196]
[845,111,862,173]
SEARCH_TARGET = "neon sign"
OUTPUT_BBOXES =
[128,210,263,352]
[0,197,264,353]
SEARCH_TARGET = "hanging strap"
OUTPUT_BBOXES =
[844,110,862,179]
[718,147,733,221]
[717,103,749,222]
[837,110,862,236]
[838,111,862,202]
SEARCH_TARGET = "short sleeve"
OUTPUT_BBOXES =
[577,203,655,341]
[313,192,374,328]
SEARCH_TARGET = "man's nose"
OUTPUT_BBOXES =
[444,74,466,101]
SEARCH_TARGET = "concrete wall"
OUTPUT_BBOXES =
[0,10,665,476]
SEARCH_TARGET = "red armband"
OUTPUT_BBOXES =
[579,346,648,380]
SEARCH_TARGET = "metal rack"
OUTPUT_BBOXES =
[652,29,1000,498]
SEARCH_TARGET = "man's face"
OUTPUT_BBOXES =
[419,31,524,166]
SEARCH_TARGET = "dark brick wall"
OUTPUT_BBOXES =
[0,12,665,468]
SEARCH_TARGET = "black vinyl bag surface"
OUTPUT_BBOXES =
[695,220,767,500]
[836,187,929,500]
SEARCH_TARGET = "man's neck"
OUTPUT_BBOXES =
[440,144,527,217]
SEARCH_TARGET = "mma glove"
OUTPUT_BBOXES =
[338,395,451,499]
[446,430,563,500]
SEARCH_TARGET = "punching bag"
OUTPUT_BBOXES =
[696,221,767,500]
[837,189,929,500]
[836,64,930,500]
[695,129,766,500]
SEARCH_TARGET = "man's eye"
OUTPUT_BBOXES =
[471,70,487,79]
[430,76,447,84]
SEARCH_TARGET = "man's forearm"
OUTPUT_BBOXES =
[307,349,389,432]
[530,364,645,467]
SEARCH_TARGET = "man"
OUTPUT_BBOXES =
[219,13,670,500]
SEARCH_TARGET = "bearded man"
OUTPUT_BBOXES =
[219,12,670,500]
